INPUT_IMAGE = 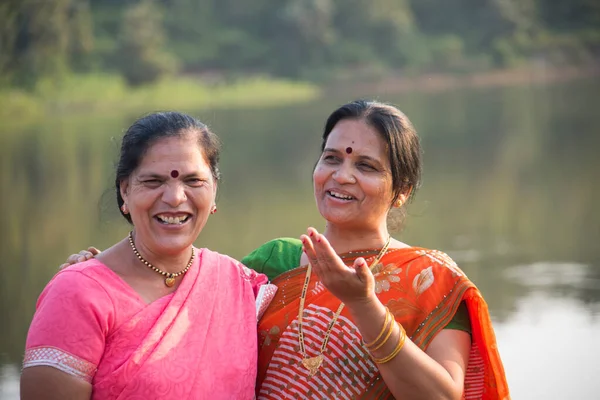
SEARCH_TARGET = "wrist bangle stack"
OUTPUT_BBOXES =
[363,307,407,364]
[363,307,393,350]
[371,323,407,364]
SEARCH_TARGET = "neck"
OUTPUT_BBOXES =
[323,222,390,255]
[128,235,194,274]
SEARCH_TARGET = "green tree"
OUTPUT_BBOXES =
[0,0,20,85]
[1,0,94,88]
[269,0,336,76]
[115,0,178,86]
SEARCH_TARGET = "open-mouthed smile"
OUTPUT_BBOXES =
[327,190,356,201]
[155,214,191,225]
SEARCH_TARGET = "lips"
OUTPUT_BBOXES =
[326,189,356,200]
[155,213,192,225]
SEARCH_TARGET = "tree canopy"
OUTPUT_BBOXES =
[2,0,598,87]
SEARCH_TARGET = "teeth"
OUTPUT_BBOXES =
[157,215,188,224]
[329,191,353,200]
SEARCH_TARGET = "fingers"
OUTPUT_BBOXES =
[87,247,101,256]
[301,228,347,277]
[301,232,318,275]
[59,247,99,271]
[311,232,338,274]
[65,250,94,265]
[353,257,371,283]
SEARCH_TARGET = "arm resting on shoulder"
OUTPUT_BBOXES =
[21,367,92,400]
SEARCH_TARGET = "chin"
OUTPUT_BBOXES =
[320,212,354,226]
[155,237,194,254]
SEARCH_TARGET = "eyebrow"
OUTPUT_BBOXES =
[137,173,166,179]
[323,148,383,165]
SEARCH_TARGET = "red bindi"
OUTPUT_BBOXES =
[170,170,179,178]
[346,147,353,154]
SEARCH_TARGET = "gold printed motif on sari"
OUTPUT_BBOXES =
[416,249,464,277]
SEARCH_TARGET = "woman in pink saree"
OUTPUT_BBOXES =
[21,112,274,400]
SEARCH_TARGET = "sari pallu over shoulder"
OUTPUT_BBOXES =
[256,247,509,400]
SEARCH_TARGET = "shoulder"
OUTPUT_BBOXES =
[41,259,114,302]
[249,238,303,255]
[198,248,266,283]
[197,247,242,272]
[406,247,466,278]
[241,238,303,280]
[242,238,302,263]
[28,260,115,348]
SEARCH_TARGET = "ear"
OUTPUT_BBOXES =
[393,187,412,208]
[212,179,218,199]
[120,178,130,205]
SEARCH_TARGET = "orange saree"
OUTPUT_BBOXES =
[255,246,509,399]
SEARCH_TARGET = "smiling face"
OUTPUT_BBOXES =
[313,118,395,231]
[120,133,217,257]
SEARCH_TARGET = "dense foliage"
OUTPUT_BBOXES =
[2,0,599,87]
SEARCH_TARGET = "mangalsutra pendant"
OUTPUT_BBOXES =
[301,355,324,377]
[165,276,176,287]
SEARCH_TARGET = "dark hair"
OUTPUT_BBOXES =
[321,99,422,205]
[116,111,221,223]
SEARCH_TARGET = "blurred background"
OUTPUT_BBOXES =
[1,0,599,399]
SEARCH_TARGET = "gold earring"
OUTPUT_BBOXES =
[121,204,129,214]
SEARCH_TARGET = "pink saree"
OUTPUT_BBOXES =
[23,248,273,399]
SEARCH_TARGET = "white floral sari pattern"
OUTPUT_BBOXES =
[412,266,434,295]
[374,263,402,294]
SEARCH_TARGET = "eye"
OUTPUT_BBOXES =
[323,155,340,163]
[358,162,377,171]
[142,179,162,187]
[186,178,207,187]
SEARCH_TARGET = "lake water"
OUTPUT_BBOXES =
[1,77,599,399]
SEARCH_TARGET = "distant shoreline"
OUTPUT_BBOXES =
[1,64,597,125]
[326,64,600,96]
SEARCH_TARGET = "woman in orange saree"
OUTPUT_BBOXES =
[245,100,510,399]
[247,242,508,399]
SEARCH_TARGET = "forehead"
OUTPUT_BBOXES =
[326,119,387,157]
[137,134,209,171]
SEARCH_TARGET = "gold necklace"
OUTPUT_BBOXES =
[298,236,392,377]
[128,231,195,287]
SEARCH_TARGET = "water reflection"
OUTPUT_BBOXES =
[1,78,599,397]
[495,294,600,399]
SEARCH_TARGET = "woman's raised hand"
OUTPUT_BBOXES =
[59,247,101,270]
[301,227,376,306]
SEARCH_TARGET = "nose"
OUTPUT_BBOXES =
[162,181,187,207]
[332,161,356,184]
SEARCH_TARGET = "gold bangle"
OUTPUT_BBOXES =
[363,307,391,348]
[367,311,394,351]
[371,323,407,364]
